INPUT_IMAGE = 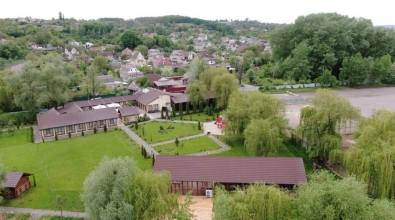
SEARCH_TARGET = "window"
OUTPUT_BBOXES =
[66,125,75,133]
[87,122,94,130]
[98,120,104,127]
[55,127,65,135]
[147,105,153,111]
[43,128,53,137]
[153,104,159,111]
[109,119,116,126]
[77,124,85,131]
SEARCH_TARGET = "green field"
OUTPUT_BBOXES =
[0,129,151,211]
[173,112,217,122]
[155,136,221,155]
[133,121,202,144]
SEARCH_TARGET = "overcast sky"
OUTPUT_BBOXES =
[1,0,394,26]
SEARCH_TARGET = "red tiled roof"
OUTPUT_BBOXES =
[154,156,307,185]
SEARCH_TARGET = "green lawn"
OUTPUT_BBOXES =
[211,136,313,174]
[0,129,151,211]
[133,121,202,144]
[0,129,32,149]
[173,112,217,122]
[155,136,221,155]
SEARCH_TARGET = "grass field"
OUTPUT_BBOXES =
[211,136,313,174]
[0,129,151,211]
[173,112,217,122]
[155,136,221,155]
[133,121,202,144]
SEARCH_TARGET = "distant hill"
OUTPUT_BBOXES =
[378,25,395,29]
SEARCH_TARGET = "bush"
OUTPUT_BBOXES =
[81,130,84,136]
[55,133,58,141]
[159,125,164,130]
[68,132,71,138]
[94,127,97,134]
[104,124,107,133]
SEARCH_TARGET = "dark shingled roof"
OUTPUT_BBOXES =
[4,172,32,188]
[148,74,162,83]
[154,156,307,185]
[37,107,118,130]
[136,88,165,105]
[171,94,189,104]
[119,106,140,116]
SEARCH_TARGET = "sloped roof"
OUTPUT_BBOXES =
[148,74,163,83]
[119,106,140,116]
[97,75,114,84]
[130,51,141,60]
[154,156,307,185]
[37,107,118,130]
[4,172,32,188]
[136,88,166,105]
[171,94,189,104]
[154,79,178,87]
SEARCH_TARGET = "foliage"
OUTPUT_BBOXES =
[211,73,239,109]
[339,53,366,87]
[298,89,360,161]
[0,163,6,204]
[52,195,68,217]
[135,76,150,88]
[346,109,395,198]
[120,30,142,49]
[175,137,179,146]
[80,65,105,99]
[244,118,286,156]
[134,45,148,56]
[92,55,109,73]
[213,184,293,220]
[185,57,207,83]
[186,80,208,105]
[317,69,337,86]
[81,156,137,220]
[199,67,227,91]
[126,170,194,219]
[279,41,312,81]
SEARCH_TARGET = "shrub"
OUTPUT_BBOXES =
[135,121,138,130]
[198,121,201,130]
[93,127,97,134]
[175,137,179,146]
[81,130,84,136]
[159,125,164,130]
[30,127,34,143]
[104,124,107,133]
[68,132,71,138]
[55,133,58,141]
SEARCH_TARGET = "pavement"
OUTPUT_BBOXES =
[0,206,86,219]
[202,121,224,135]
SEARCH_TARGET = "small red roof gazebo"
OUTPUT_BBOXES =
[4,172,35,197]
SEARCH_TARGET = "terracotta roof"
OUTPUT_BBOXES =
[4,172,32,188]
[119,106,140,116]
[154,156,307,185]
[37,107,118,130]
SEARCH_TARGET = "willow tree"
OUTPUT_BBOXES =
[211,73,238,109]
[296,171,373,220]
[346,109,395,198]
[198,67,227,91]
[244,118,287,156]
[126,170,194,219]
[213,184,293,220]
[224,91,286,140]
[298,89,360,161]
[186,80,208,106]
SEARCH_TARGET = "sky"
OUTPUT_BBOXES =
[1,0,394,26]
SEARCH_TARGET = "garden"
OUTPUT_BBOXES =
[131,121,203,144]
[0,129,151,211]
[155,135,221,155]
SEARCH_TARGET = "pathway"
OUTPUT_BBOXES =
[33,126,42,143]
[118,120,159,156]
[151,133,206,147]
[0,206,86,219]
[189,135,230,156]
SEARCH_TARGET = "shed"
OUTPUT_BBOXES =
[154,156,307,195]
[4,172,35,197]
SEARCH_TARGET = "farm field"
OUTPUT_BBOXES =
[0,129,151,211]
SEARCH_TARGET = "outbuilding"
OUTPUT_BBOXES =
[4,172,35,197]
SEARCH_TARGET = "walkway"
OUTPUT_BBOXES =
[117,120,159,156]
[151,133,206,147]
[0,207,86,219]
[33,126,42,143]
[189,135,230,156]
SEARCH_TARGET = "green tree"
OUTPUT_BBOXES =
[92,55,109,73]
[280,41,312,81]
[135,76,151,88]
[186,81,208,106]
[369,54,392,84]
[317,69,337,87]
[244,118,286,156]
[34,30,53,46]
[0,163,6,204]
[179,104,183,120]
[339,53,366,87]
[175,138,179,146]
[346,109,395,198]
[126,170,194,219]
[0,72,16,112]
[52,195,68,217]
[213,184,292,220]
[80,65,106,99]
[171,104,176,117]
[211,73,239,109]
[120,30,142,49]
[199,67,227,91]
[81,156,137,220]
[298,89,360,161]
[134,45,148,57]
[185,57,208,83]
[185,102,190,115]
[246,68,256,83]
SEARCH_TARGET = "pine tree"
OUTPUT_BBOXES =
[82,130,84,136]
[55,133,58,141]
[192,103,196,114]
[30,127,34,143]
[186,103,190,115]
[198,121,201,130]
[68,132,71,138]
[152,154,155,165]
[165,108,169,118]
[172,104,176,117]
[94,127,97,134]
[175,137,179,146]
[179,104,183,120]
[142,126,145,136]
[104,124,107,133]
[135,121,138,130]
[161,108,164,119]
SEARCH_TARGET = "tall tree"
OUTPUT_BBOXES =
[298,89,360,161]
[0,71,16,112]
[92,55,109,74]
[0,163,6,204]
[339,53,367,87]
[346,109,395,198]
[186,80,208,106]
[80,65,105,99]
[213,184,293,220]
[120,30,142,49]
[81,156,137,220]
[198,67,227,91]
[211,73,238,109]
